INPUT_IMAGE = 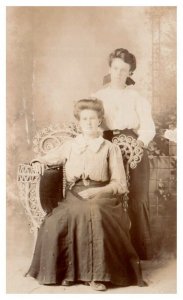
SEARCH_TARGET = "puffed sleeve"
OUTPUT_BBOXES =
[135,95,156,146]
[31,141,71,166]
[108,143,128,195]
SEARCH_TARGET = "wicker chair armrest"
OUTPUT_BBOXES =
[112,134,144,170]
[112,134,144,211]
[17,163,46,233]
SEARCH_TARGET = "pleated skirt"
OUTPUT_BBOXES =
[27,181,139,286]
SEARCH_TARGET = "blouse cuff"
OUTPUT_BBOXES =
[31,158,41,165]
[110,181,128,195]
[30,158,47,166]
[137,128,156,147]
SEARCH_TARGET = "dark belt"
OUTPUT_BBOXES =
[104,129,138,140]
[67,179,109,189]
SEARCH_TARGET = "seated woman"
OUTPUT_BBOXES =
[26,99,147,291]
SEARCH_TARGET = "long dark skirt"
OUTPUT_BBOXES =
[104,129,152,260]
[27,181,139,286]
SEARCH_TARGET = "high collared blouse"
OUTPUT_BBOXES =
[92,86,156,146]
[32,135,127,195]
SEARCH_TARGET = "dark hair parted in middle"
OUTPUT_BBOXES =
[74,98,104,121]
[109,48,136,72]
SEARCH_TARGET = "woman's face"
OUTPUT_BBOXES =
[79,109,100,136]
[109,58,130,86]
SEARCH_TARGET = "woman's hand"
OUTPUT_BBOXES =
[32,162,45,175]
[78,187,102,199]
[137,139,145,149]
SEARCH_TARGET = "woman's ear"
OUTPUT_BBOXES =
[98,119,103,127]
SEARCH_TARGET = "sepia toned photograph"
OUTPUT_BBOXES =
[6,5,177,294]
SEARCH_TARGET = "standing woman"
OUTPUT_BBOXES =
[92,48,156,260]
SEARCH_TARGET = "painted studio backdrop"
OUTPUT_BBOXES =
[7,6,176,291]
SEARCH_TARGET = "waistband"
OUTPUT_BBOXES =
[67,179,109,189]
[103,129,138,140]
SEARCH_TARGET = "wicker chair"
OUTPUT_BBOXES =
[17,122,143,242]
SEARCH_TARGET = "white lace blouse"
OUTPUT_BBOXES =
[32,135,127,195]
[92,86,156,146]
